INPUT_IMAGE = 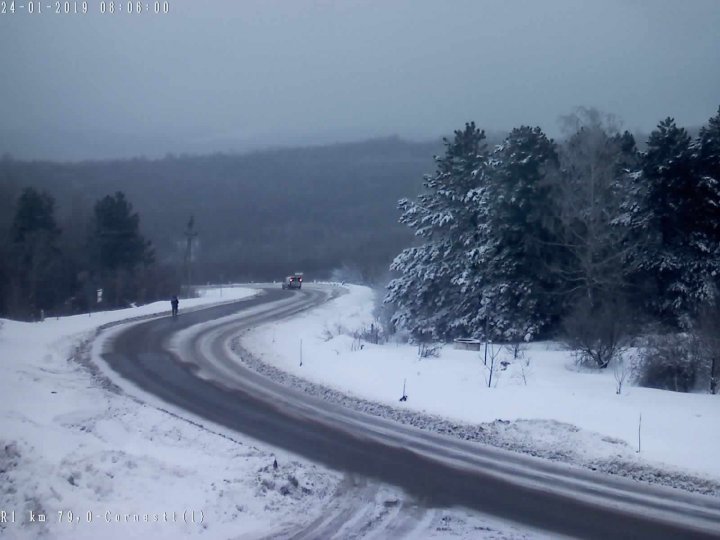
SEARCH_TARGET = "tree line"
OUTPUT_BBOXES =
[386,107,720,367]
[0,189,169,319]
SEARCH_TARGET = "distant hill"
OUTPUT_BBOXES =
[0,137,450,283]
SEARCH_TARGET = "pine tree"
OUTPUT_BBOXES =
[386,122,491,340]
[697,106,720,245]
[10,187,62,318]
[481,126,560,341]
[90,191,153,306]
[638,116,720,324]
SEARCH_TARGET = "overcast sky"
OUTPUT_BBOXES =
[1,0,719,160]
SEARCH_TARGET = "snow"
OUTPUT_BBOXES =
[0,284,545,539]
[0,286,340,539]
[242,285,720,492]
[4,280,714,538]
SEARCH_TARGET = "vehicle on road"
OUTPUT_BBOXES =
[282,274,303,290]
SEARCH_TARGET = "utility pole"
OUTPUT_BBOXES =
[184,216,198,296]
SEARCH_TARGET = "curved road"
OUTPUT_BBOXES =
[101,286,720,539]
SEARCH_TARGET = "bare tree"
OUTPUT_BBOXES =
[548,110,643,368]
[613,357,630,395]
[510,347,532,386]
[484,341,502,388]
[547,108,640,307]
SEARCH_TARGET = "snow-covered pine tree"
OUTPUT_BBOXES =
[386,122,491,340]
[637,116,720,324]
[613,130,652,307]
[697,106,720,247]
[699,107,720,171]
[478,126,559,342]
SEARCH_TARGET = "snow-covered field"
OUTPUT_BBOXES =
[242,285,720,493]
[0,287,344,540]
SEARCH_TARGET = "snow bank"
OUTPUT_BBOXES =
[242,285,720,490]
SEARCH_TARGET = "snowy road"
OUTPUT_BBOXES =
[101,285,720,539]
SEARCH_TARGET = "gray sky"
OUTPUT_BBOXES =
[1,0,719,160]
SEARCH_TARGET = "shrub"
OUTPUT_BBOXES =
[636,334,701,392]
[320,322,349,342]
[562,295,634,369]
[694,303,720,395]
[353,322,385,345]
[417,342,440,359]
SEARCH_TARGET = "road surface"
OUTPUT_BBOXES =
[101,286,720,539]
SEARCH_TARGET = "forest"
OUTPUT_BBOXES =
[385,107,720,392]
